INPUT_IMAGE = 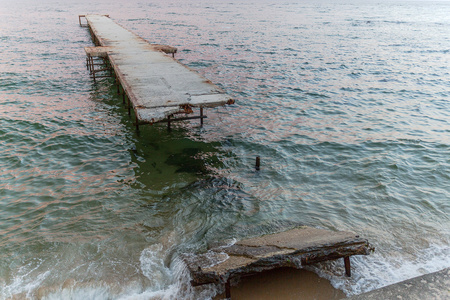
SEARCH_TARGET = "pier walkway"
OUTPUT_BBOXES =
[80,15,233,128]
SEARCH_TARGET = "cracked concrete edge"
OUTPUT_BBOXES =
[348,267,450,300]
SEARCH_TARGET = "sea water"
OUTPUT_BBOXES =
[0,0,449,298]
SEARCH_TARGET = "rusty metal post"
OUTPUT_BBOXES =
[89,56,95,75]
[91,56,96,83]
[200,107,204,126]
[255,156,261,171]
[91,56,95,74]
[225,280,231,299]
[344,256,351,277]
[88,55,92,73]
[135,114,139,132]
[167,115,171,131]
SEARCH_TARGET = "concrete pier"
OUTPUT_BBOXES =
[80,15,233,127]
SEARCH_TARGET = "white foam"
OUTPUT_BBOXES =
[308,242,450,296]
[2,254,220,300]
[122,255,220,300]
[43,285,111,300]
[0,260,50,299]
[139,243,172,290]
[218,238,237,248]
[4,241,448,299]
[1,240,223,300]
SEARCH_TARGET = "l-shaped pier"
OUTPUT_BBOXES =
[79,15,234,130]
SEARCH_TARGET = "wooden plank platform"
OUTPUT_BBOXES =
[182,226,372,298]
[81,15,233,125]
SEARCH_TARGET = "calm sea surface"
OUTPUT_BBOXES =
[0,0,449,298]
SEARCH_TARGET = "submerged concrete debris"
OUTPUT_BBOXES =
[183,226,372,298]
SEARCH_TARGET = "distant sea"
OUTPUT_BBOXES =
[0,0,449,298]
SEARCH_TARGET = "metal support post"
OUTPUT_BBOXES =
[344,256,351,277]
[200,107,204,126]
[91,56,96,82]
[135,115,139,132]
[225,280,231,299]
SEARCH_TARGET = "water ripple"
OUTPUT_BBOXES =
[1,0,449,298]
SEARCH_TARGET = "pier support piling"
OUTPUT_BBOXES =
[344,256,351,277]
[225,280,231,299]
[200,107,204,126]
[135,115,140,132]
[116,76,120,94]
[255,156,261,171]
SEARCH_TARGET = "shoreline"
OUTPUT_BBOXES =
[349,267,450,299]
[214,267,346,300]
[214,267,450,299]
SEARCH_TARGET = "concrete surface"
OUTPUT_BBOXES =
[349,267,450,300]
[84,15,233,123]
[183,226,371,286]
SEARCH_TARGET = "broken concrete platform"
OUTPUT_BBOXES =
[183,226,372,292]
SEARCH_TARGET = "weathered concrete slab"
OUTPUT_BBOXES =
[84,46,112,57]
[83,15,233,124]
[182,226,372,286]
[348,267,450,300]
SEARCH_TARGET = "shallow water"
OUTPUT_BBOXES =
[0,0,449,298]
